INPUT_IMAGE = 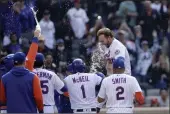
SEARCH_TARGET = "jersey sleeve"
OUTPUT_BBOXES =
[53,74,65,94]
[114,47,126,59]
[0,80,6,106]
[98,79,106,99]
[25,37,38,71]
[132,77,142,94]
[33,75,44,112]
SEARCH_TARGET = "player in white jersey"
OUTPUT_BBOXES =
[97,28,131,75]
[97,57,144,113]
[64,59,104,113]
[34,53,68,113]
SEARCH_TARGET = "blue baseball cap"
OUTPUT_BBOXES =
[56,39,64,44]
[113,57,125,69]
[35,53,45,62]
[13,52,26,64]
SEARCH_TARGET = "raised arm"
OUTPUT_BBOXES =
[25,30,41,71]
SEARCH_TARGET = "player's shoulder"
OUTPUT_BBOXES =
[125,74,137,81]
[42,68,56,75]
[114,39,126,48]
[102,74,114,82]
[1,71,11,80]
[64,74,74,81]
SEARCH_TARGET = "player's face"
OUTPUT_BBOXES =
[98,34,111,48]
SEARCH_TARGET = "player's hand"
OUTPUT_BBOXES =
[34,30,41,38]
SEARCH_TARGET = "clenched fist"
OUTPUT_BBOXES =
[34,30,41,38]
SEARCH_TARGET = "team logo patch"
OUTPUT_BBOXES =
[115,50,120,55]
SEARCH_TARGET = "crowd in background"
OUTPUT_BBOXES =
[0,0,169,107]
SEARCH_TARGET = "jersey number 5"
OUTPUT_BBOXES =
[41,80,49,94]
[116,86,124,100]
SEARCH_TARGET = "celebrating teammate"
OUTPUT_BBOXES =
[97,28,131,75]
[97,57,144,113]
[0,30,43,113]
[64,58,104,113]
[33,53,68,113]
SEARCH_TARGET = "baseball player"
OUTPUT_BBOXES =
[97,28,131,75]
[64,58,104,113]
[0,30,41,113]
[33,53,68,113]
[97,57,144,113]
[0,52,44,113]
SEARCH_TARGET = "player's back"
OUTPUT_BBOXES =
[64,73,102,109]
[103,74,138,108]
[34,68,63,106]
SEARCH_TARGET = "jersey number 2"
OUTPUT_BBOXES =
[81,85,86,98]
[40,80,49,94]
[116,86,124,100]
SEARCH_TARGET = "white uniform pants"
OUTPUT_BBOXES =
[73,108,96,113]
[44,105,57,113]
[107,108,133,113]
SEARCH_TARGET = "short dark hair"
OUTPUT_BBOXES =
[14,61,24,65]
[13,0,24,2]
[97,28,114,38]
[34,61,44,68]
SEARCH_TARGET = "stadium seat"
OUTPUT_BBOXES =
[144,96,160,107]
[147,89,160,96]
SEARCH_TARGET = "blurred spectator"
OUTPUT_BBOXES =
[67,0,89,39]
[106,14,121,32]
[135,39,152,82]
[138,1,160,44]
[158,88,169,107]
[67,0,89,58]
[118,22,135,40]
[85,16,105,57]
[55,16,73,50]
[20,5,35,51]
[20,5,35,33]
[53,39,71,73]
[44,53,57,73]
[40,10,55,49]
[151,0,167,13]
[3,32,22,54]
[148,48,170,88]
[38,35,51,56]
[1,0,24,46]
[150,98,159,107]
[116,0,138,28]
[134,25,159,82]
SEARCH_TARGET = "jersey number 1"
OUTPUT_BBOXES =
[81,85,86,98]
[116,86,124,100]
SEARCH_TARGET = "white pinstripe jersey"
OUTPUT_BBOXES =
[34,68,64,105]
[64,73,102,109]
[98,74,142,112]
[104,39,131,75]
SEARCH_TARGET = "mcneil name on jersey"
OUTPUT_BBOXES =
[72,76,90,83]
[112,77,126,84]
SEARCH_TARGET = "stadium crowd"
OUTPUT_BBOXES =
[0,0,169,108]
